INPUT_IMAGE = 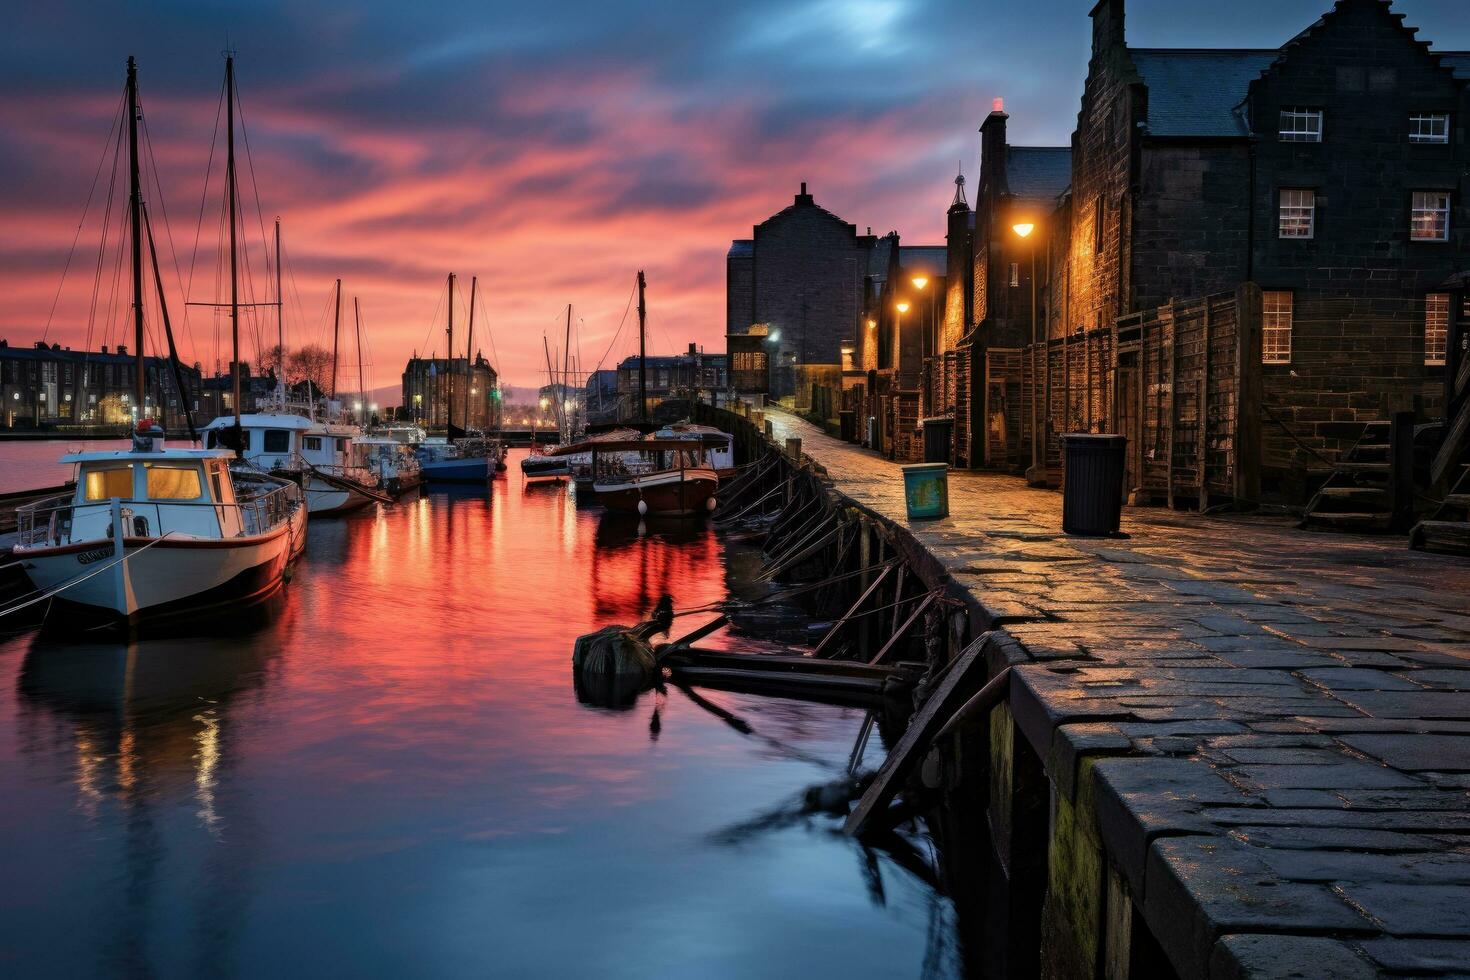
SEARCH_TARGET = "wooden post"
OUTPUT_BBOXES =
[1389,410,1416,534]
[1234,283,1263,504]
[1199,299,1212,511]
[1166,301,1177,510]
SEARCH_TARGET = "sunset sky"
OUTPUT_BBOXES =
[3,0,1466,403]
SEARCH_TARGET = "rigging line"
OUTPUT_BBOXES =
[141,110,198,369]
[185,71,226,349]
[231,72,276,326]
[590,276,636,375]
[83,104,126,359]
[417,286,445,358]
[43,86,127,347]
[477,282,501,376]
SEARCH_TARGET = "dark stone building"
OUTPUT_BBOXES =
[0,340,202,432]
[402,353,501,429]
[1065,0,1470,482]
[726,183,876,398]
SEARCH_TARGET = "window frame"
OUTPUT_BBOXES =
[1262,290,1294,365]
[262,429,292,454]
[1410,190,1451,242]
[1278,107,1323,143]
[1278,188,1317,240]
[1409,112,1450,145]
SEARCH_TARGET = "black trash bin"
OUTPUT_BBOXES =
[1062,434,1127,536]
[838,410,857,443]
[920,417,953,463]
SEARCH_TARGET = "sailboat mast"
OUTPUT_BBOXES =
[446,272,455,432]
[636,270,647,423]
[563,303,572,440]
[465,275,476,431]
[126,56,146,417]
[331,278,341,399]
[274,217,284,381]
[226,54,241,454]
[354,297,366,426]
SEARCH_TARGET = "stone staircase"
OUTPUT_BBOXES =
[1411,330,1470,554]
[1410,463,1470,554]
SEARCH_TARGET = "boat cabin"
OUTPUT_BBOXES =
[203,413,359,473]
[55,449,245,542]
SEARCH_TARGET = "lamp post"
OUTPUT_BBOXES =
[895,301,909,373]
[1013,220,1039,476]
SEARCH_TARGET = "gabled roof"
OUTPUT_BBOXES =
[727,239,753,259]
[1130,49,1278,138]
[1004,146,1072,205]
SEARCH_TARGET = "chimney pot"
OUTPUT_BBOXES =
[993,97,1005,112]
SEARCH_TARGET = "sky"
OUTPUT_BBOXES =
[2,0,1467,404]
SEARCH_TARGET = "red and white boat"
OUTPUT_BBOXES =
[553,437,722,516]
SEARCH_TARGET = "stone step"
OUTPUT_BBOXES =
[1410,519,1470,554]
[1303,510,1392,533]
[1313,486,1391,510]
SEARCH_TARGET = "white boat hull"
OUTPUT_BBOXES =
[16,523,296,629]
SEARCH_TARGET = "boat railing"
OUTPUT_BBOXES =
[14,480,302,548]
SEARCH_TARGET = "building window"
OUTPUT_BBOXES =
[1410,113,1450,144]
[1279,108,1323,142]
[1263,291,1293,364]
[1009,263,1019,287]
[1411,191,1451,241]
[1426,294,1450,366]
[1278,189,1316,238]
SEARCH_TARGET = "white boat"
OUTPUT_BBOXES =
[202,408,383,516]
[356,437,423,496]
[13,424,307,630]
[651,424,736,478]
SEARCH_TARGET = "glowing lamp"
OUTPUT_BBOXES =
[911,276,929,290]
[866,319,876,329]
[1012,222,1035,238]
[896,302,910,314]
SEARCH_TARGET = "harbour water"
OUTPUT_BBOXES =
[0,448,956,977]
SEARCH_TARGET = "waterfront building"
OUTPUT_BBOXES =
[616,343,727,418]
[402,353,500,430]
[726,183,876,400]
[0,339,201,432]
[197,363,274,424]
[727,324,772,399]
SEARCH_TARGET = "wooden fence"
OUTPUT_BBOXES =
[984,286,1260,506]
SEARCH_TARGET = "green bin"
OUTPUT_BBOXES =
[901,462,949,520]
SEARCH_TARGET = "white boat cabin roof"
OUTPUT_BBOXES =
[202,413,361,437]
[60,448,235,464]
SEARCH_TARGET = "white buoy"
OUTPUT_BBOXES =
[637,499,649,516]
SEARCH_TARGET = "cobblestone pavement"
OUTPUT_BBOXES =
[766,409,1470,977]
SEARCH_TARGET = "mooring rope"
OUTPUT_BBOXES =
[0,533,176,620]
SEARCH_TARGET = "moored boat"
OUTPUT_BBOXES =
[553,437,721,516]
[12,423,306,630]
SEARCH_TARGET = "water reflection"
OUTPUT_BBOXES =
[0,451,956,978]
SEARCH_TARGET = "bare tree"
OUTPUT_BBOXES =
[286,345,335,393]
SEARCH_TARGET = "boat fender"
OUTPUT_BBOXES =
[705,496,717,512]
[637,498,648,516]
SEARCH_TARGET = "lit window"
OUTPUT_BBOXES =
[1279,108,1323,142]
[1426,293,1450,366]
[1279,189,1316,239]
[145,464,203,500]
[85,467,134,501]
[1263,291,1293,365]
[1009,263,1020,287]
[1410,113,1450,144]
[1411,191,1451,241]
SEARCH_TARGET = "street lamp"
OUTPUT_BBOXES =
[911,275,934,364]
[1012,219,1041,475]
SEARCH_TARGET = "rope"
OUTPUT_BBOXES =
[0,533,175,620]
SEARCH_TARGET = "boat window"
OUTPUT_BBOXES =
[336,438,348,453]
[263,430,291,453]
[145,464,203,500]
[211,470,225,502]
[303,436,323,452]
[84,466,134,501]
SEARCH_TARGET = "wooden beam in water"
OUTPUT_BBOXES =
[844,635,993,836]
[868,591,939,666]
[811,562,895,658]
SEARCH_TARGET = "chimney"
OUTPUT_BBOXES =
[795,181,813,205]
[980,103,1010,200]
[117,344,127,356]
[1090,0,1125,57]
[688,342,697,356]
[101,345,109,354]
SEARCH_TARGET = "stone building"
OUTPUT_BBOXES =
[0,340,201,432]
[617,344,728,417]
[726,183,876,399]
[1052,0,1469,489]
[401,353,500,430]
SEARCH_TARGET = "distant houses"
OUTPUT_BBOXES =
[0,339,201,432]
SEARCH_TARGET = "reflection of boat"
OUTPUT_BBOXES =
[555,437,720,517]
[14,428,306,631]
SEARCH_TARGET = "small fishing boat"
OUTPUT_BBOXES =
[201,409,384,515]
[13,421,306,630]
[417,439,493,483]
[355,437,423,496]
[553,437,721,516]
